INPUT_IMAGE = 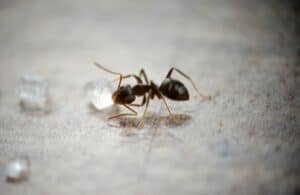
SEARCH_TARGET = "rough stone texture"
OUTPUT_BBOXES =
[0,0,299,194]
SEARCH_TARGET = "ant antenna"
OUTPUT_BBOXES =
[94,62,122,76]
[94,62,123,89]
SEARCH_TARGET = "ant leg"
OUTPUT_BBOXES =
[166,67,211,100]
[161,95,178,123]
[161,96,172,116]
[161,96,184,124]
[137,95,150,128]
[130,95,146,107]
[94,62,123,89]
[150,81,173,117]
[108,104,137,120]
[139,69,149,84]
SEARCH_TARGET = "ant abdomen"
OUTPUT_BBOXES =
[159,78,189,101]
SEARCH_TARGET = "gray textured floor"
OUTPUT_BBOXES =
[0,0,299,194]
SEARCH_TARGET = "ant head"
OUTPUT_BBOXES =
[112,85,136,104]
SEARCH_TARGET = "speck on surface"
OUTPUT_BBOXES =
[84,79,114,111]
[18,75,51,112]
[4,157,30,183]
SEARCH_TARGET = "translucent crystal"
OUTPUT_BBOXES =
[84,79,114,110]
[4,157,30,182]
[18,75,51,112]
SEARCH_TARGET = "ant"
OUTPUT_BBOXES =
[94,62,211,128]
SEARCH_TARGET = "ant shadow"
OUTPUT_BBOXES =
[88,104,192,129]
[108,112,192,129]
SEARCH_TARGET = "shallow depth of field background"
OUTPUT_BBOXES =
[0,0,299,195]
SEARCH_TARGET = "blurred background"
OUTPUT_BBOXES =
[0,0,299,194]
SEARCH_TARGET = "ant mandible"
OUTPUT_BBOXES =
[94,62,211,128]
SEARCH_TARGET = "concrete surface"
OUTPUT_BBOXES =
[0,0,299,194]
